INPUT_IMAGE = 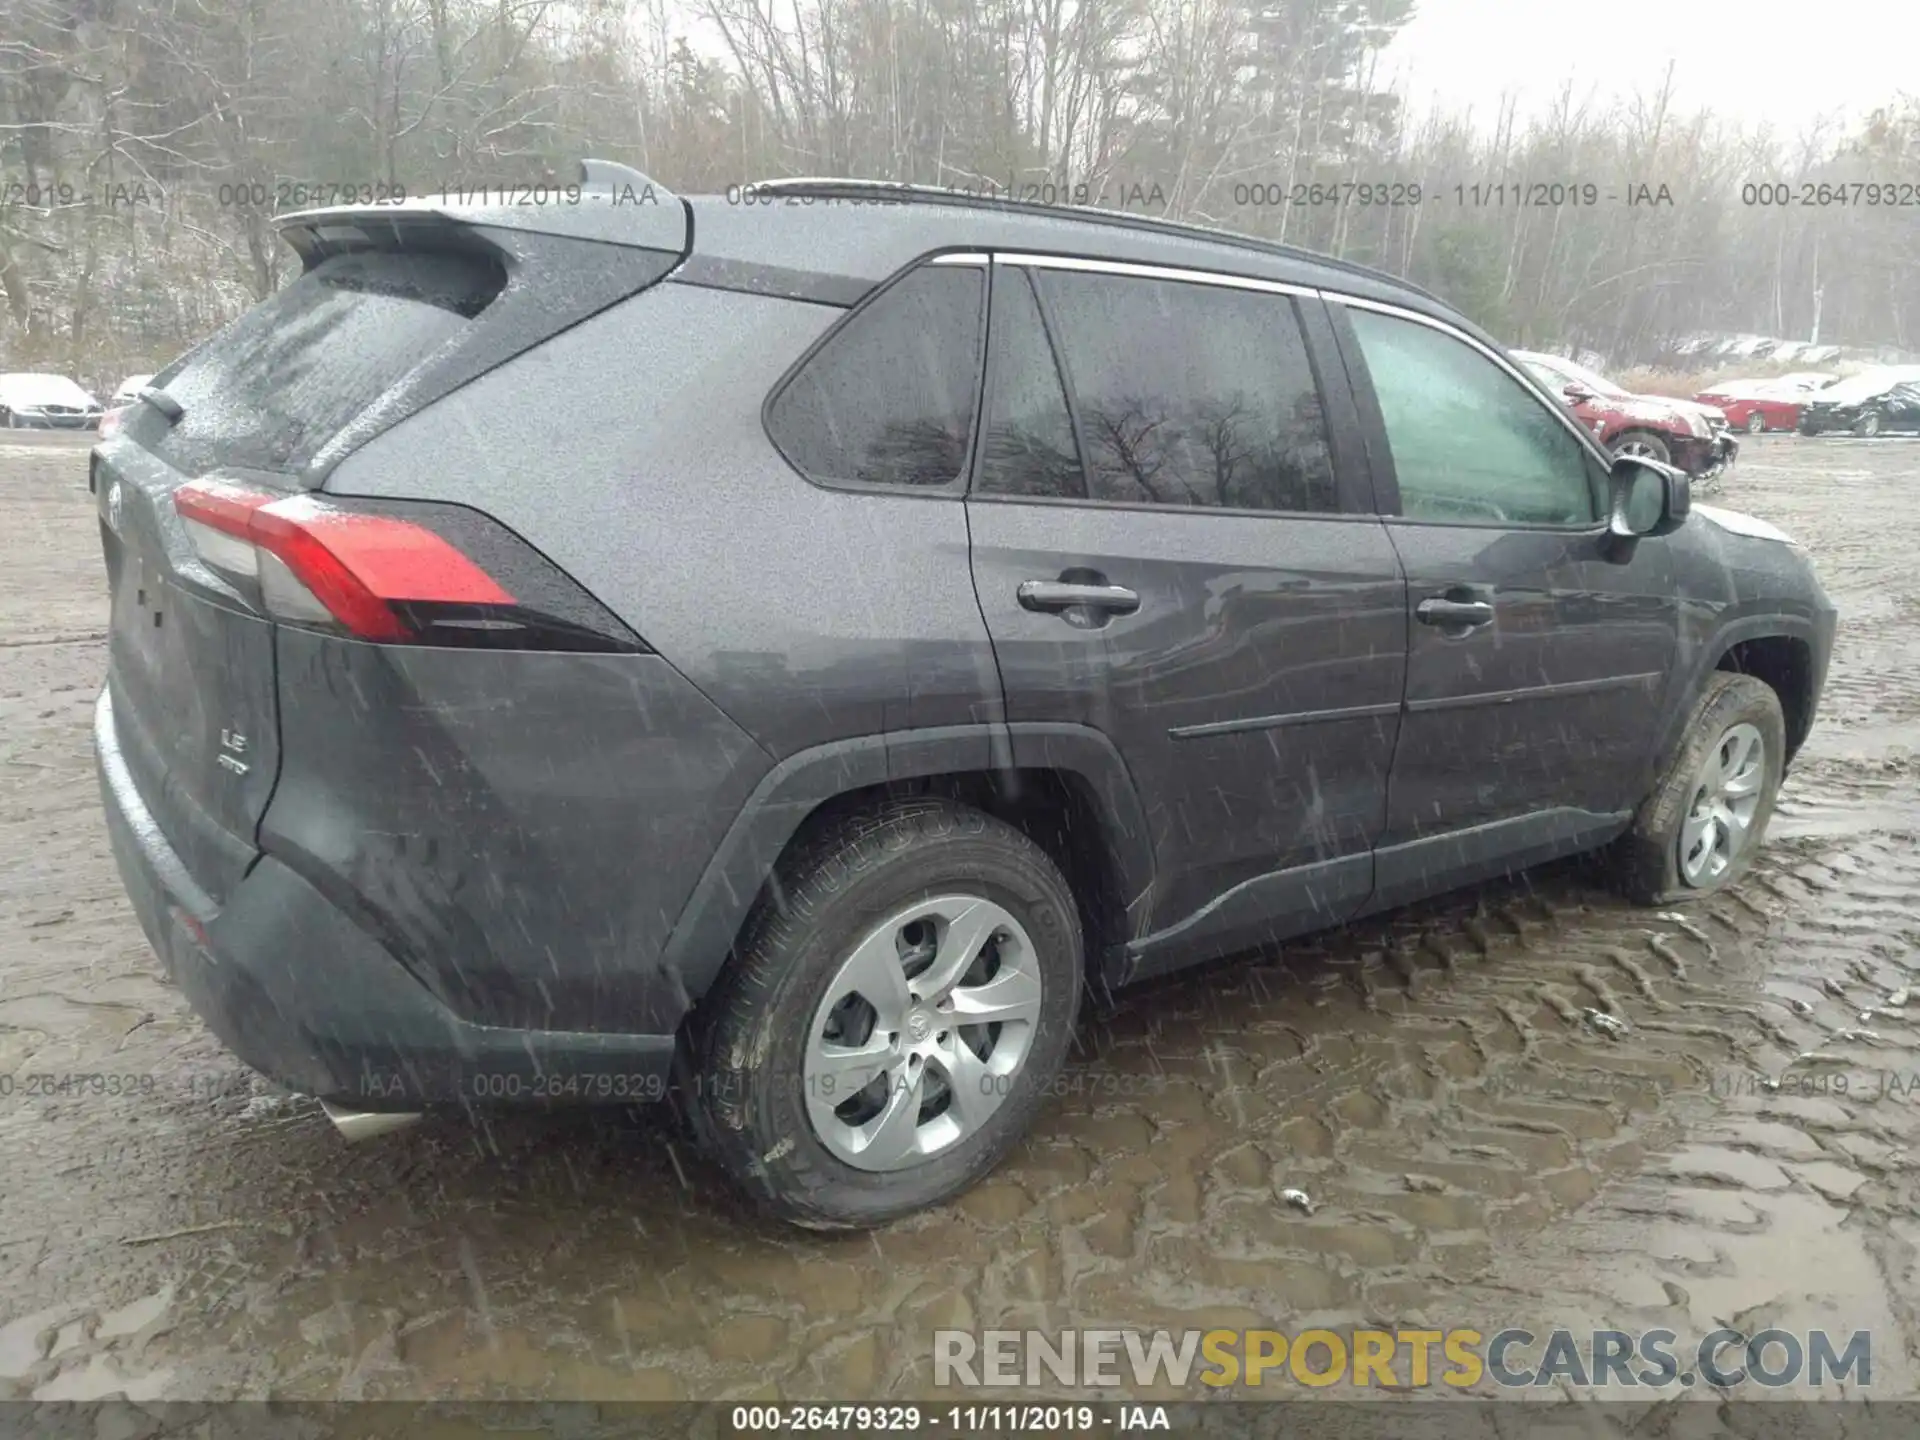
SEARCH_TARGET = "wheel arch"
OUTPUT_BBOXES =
[658,724,1156,1026]
[1715,633,1818,762]
[1656,616,1822,779]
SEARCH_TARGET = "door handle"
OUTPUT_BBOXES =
[1416,597,1495,629]
[1017,580,1141,615]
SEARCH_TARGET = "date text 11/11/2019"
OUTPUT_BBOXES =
[1712,1068,1920,1099]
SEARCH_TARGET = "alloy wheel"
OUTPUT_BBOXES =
[803,894,1044,1172]
[1679,722,1767,887]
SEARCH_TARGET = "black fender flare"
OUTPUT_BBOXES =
[656,721,1156,1015]
[1653,609,1826,780]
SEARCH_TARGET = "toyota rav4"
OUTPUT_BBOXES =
[93,165,1836,1229]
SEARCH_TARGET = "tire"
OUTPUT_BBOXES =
[1611,672,1786,905]
[1745,410,1766,434]
[0,409,14,429]
[1855,411,1883,438]
[691,798,1083,1229]
[1610,429,1672,465]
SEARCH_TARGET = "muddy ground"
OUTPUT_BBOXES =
[2,433,1918,1405]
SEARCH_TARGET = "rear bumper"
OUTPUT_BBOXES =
[94,689,675,1110]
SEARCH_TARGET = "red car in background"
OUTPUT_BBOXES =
[1513,350,1737,479]
[1694,373,1838,433]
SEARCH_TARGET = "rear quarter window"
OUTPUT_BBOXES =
[765,264,986,491]
[150,249,507,480]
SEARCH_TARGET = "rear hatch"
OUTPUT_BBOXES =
[97,178,689,904]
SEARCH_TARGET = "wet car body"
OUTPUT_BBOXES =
[1695,375,1835,434]
[1698,372,1838,431]
[90,167,1834,1220]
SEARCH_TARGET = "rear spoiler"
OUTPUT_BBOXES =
[262,160,692,483]
[276,158,688,263]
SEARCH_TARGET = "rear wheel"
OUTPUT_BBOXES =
[692,798,1083,1229]
[1745,410,1767,434]
[1610,429,1671,465]
[1611,673,1785,904]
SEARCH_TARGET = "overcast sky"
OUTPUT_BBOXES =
[1380,0,1913,140]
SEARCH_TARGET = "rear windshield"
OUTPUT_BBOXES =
[151,248,506,479]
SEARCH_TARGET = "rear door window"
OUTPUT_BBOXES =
[1030,268,1338,513]
[151,248,507,480]
[766,264,985,491]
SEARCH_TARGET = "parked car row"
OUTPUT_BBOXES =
[1692,372,1838,433]
[0,372,153,431]
[1696,367,1920,436]
[1517,349,1920,465]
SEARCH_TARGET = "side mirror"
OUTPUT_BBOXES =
[1605,453,1688,558]
[1562,383,1595,404]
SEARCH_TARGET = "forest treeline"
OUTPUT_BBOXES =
[3,0,1917,384]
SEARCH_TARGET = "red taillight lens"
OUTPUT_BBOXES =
[98,405,129,439]
[173,480,513,642]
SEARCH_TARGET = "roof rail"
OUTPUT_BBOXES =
[581,158,674,200]
[742,176,1440,304]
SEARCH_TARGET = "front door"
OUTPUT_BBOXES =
[1330,299,1681,910]
[966,257,1407,978]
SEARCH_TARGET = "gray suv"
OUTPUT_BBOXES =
[92,165,1836,1229]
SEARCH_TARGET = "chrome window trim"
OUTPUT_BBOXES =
[929,252,990,266]
[1324,291,1616,467]
[991,251,1320,301]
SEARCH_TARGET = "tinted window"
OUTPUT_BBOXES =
[1349,309,1602,526]
[1033,270,1337,513]
[153,249,506,478]
[768,265,984,490]
[976,269,1084,500]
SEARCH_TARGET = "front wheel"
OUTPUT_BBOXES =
[1855,411,1883,438]
[1610,672,1785,904]
[692,798,1083,1229]
[1610,429,1672,465]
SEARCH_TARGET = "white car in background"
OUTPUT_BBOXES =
[110,373,155,406]
[0,373,105,430]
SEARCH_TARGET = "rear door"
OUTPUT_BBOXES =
[965,256,1406,979]
[1329,297,1681,909]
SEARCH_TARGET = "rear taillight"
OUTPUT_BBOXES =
[172,480,643,652]
[98,406,129,439]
